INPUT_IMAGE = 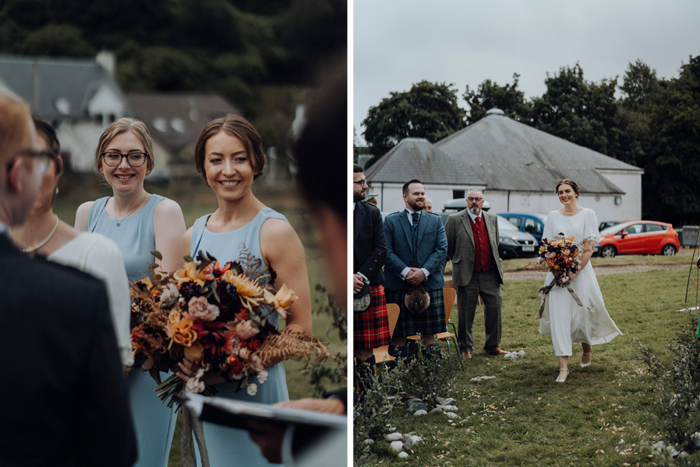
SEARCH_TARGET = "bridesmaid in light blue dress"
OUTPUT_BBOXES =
[180,114,312,466]
[75,118,186,467]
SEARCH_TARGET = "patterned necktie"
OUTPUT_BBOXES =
[475,216,481,225]
[412,212,419,229]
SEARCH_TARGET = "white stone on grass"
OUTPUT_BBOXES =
[679,452,690,459]
[436,404,458,411]
[428,408,442,415]
[411,435,422,444]
[445,412,459,419]
[470,375,496,382]
[398,452,409,459]
[414,409,428,416]
[363,439,374,445]
[390,440,404,452]
[385,433,403,442]
[652,441,666,451]
[436,397,456,405]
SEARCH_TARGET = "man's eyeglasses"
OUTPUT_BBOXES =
[101,152,148,167]
[353,180,368,187]
[467,197,483,202]
[15,149,54,174]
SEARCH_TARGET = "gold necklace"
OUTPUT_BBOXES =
[113,193,147,227]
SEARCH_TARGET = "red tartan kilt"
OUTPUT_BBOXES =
[354,285,390,349]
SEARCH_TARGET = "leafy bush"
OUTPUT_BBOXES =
[353,344,457,465]
[637,312,700,453]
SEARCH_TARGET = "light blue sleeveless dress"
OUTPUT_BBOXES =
[89,194,178,467]
[190,207,290,466]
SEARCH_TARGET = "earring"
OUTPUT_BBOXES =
[55,187,59,195]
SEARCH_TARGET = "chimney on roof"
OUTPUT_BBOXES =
[96,51,115,76]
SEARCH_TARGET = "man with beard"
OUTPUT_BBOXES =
[444,189,507,359]
[353,163,390,360]
[383,179,447,359]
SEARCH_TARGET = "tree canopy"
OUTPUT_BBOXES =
[362,80,466,161]
[362,56,700,224]
[0,0,346,115]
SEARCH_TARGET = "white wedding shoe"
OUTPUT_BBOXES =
[555,368,569,383]
[581,352,592,368]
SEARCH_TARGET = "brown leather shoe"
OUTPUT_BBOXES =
[462,351,472,359]
[488,347,508,356]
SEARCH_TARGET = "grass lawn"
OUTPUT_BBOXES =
[359,265,700,466]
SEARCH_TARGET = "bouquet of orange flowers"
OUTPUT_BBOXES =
[536,233,582,286]
[130,249,332,407]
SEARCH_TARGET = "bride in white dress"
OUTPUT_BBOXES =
[539,179,622,383]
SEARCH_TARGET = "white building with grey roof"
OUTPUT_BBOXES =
[363,137,486,213]
[366,109,643,223]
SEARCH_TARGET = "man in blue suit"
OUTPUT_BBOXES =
[383,179,448,358]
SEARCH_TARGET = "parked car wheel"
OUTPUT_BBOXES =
[601,245,616,258]
[661,244,677,256]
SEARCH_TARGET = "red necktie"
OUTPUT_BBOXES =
[475,217,481,225]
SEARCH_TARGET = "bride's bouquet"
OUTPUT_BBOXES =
[536,233,582,286]
[129,249,334,407]
[535,233,586,317]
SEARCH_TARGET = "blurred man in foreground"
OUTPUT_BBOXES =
[0,92,136,466]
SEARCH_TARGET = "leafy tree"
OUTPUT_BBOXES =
[19,24,94,57]
[620,59,662,111]
[531,64,620,157]
[463,73,532,124]
[641,55,700,224]
[362,80,466,161]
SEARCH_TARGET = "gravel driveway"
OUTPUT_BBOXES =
[505,264,689,281]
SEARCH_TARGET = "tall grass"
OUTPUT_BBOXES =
[358,267,700,466]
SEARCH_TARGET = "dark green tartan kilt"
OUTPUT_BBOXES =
[385,285,446,337]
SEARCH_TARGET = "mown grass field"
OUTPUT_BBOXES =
[53,179,346,465]
[359,254,700,466]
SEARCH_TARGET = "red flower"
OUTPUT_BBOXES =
[248,339,262,350]
[204,260,231,279]
[228,355,245,375]
[238,310,249,321]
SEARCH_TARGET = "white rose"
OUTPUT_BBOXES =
[247,383,258,396]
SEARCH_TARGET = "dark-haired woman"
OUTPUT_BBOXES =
[13,116,132,366]
[180,114,312,465]
[539,179,622,383]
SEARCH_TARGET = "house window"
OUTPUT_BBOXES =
[453,190,465,199]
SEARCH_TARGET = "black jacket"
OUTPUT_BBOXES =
[353,201,386,285]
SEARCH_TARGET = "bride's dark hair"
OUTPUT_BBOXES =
[555,179,580,198]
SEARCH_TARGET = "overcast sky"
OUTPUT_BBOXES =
[353,0,700,145]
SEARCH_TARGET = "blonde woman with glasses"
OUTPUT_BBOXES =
[75,118,186,467]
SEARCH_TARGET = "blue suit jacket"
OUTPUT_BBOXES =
[383,210,447,291]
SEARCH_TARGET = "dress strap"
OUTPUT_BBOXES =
[87,196,110,233]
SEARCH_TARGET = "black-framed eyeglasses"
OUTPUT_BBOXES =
[353,180,368,186]
[101,152,148,167]
[467,197,483,202]
[15,148,53,174]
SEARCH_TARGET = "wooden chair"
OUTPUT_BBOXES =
[433,287,463,371]
[372,303,401,363]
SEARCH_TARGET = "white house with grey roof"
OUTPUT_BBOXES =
[366,109,643,223]
[436,109,643,222]
[0,53,137,174]
[364,137,486,213]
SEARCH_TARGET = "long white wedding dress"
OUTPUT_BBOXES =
[539,208,622,356]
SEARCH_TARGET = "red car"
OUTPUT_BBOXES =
[598,221,680,258]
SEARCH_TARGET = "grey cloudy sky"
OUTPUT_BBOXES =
[353,0,700,145]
